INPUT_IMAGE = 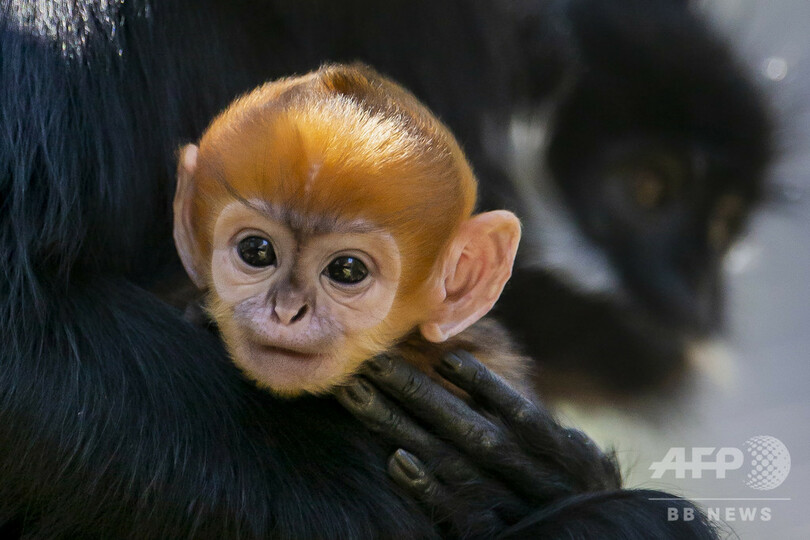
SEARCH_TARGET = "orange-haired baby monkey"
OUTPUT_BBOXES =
[174,64,530,397]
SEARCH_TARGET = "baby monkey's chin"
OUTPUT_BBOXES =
[235,339,358,398]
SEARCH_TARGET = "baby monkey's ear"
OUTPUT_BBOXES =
[420,210,521,342]
[173,144,207,289]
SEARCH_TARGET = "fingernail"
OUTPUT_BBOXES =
[393,449,423,480]
[345,379,373,404]
[365,354,390,374]
[440,351,463,372]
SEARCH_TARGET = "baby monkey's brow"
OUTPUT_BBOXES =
[245,199,381,237]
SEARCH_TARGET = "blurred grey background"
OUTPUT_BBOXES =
[559,1,810,537]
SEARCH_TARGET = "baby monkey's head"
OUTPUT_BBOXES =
[174,64,520,396]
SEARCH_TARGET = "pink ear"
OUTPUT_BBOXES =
[419,210,521,342]
[173,144,207,289]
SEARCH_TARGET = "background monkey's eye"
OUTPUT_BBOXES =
[629,169,668,209]
[608,151,688,211]
[237,236,276,267]
[325,256,368,284]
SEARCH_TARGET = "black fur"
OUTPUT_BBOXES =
[502,490,718,539]
[1,1,721,537]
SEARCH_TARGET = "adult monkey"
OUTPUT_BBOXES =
[2,0,716,537]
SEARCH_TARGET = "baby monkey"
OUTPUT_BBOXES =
[174,64,527,396]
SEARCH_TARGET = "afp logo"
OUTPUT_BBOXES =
[649,436,791,490]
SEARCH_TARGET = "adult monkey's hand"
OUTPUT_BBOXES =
[334,350,621,537]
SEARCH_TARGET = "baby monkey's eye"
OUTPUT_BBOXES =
[237,236,276,267]
[325,256,368,284]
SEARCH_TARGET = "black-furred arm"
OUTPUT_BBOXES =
[494,268,688,392]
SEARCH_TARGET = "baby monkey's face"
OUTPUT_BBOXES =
[209,199,403,396]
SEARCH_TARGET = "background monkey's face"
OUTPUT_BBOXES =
[552,138,755,332]
[537,0,770,336]
[208,199,403,396]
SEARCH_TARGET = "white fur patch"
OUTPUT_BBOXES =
[506,109,625,297]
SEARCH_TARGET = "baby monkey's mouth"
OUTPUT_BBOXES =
[253,342,325,361]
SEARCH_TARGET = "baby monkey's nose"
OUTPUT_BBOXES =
[274,302,308,325]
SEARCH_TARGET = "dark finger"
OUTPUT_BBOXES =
[388,449,443,500]
[436,350,549,432]
[335,378,441,455]
[364,354,505,458]
[388,449,506,536]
